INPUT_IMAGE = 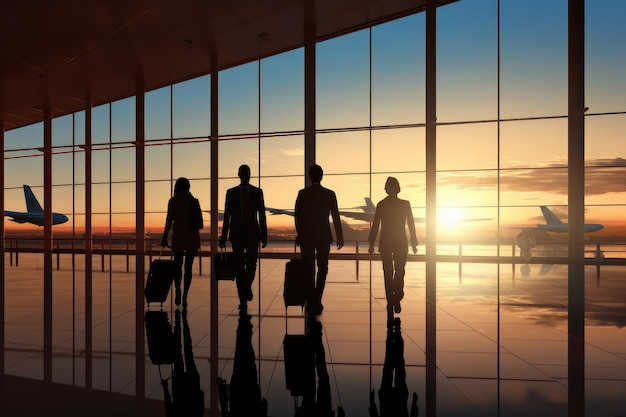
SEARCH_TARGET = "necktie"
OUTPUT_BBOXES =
[242,186,250,223]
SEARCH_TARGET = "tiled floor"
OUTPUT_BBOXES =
[3,253,626,416]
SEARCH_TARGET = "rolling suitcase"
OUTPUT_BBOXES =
[145,253,175,306]
[284,245,307,307]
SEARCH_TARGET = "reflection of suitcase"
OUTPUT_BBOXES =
[283,333,309,396]
[144,310,177,365]
[284,254,307,307]
[145,256,175,306]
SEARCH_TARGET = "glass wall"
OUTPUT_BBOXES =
[3,1,626,416]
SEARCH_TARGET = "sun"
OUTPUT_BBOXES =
[438,208,464,227]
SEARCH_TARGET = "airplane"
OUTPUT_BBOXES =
[3,185,69,226]
[521,206,604,234]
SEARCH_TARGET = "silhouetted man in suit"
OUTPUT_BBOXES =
[295,164,343,315]
[220,165,268,309]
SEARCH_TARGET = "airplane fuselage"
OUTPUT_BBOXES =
[537,223,604,233]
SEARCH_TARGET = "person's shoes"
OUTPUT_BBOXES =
[175,288,181,306]
[394,301,401,314]
[307,302,323,316]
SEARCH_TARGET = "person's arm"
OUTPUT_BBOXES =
[368,206,381,254]
[406,201,418,253]
[161,199,173,247]
[294,190,302,244]
[330,191,343,249]
[219,191,231,248]
[258,188,268,248]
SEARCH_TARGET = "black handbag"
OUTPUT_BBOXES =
[214,249,235,280]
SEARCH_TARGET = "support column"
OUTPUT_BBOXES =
[135,77,146,398]
[84,91,93,389]
[425,1,437,416]
[0,112,5,388]
[209,51,219,417]
[44,102,53,382]
[568,0,585,416]
[304,0,316,185]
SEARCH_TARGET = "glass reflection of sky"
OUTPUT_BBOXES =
[3,255,625,416]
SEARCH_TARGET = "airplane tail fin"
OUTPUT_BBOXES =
[540,206,563,225]
[364,197,375,210]
[24,185,44,213]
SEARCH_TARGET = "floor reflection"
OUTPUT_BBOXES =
[217,311,268,417]
[145,309,205,416]
[369,317,418,417]
[3,255,626,416]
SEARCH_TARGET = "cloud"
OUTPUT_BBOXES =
[435,157,626,196]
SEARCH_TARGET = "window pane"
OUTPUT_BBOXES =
[146,86,172,140]
[317,131,369,175]
[111,97,135,143]
[52,114,74,147]
[500,168,567,206]
[218,139,259,179]
[372,14,425,126]
[220,63,259,135]
[438,0,498,122]
[437,123,497,170]
[173,75,210,138]
[111,148,135,183]
[5,122,43,150]
[260,135,303,177]
[260,49,304,132]
[317,30,370,129]
[146,143,172,181]
[173,142,210,180]
[501,0,568,118]
[500,119,567,169]
[372,128,425,173]
[586,1,626,113]
[92,104,110,144]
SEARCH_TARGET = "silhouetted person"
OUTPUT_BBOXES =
[516,231,535,264]
[369,318,418,417]
[161,309,205,417]
[294,320,344,417]
[367,177,417,319]
[161,177,203,308]
[217,311,268,417]
[220,165,268,310]
[295,164,344,316]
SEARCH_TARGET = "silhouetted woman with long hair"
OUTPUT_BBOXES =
[162,177,203,308]
[368,177,417,320]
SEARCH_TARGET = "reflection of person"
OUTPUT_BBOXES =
[516,231,536,264]
[295,320,344,417]
[367,177,417,318]
[219,165,268,310]
[217,311,268,417]
[295,164,344,316]
[161,177,203,308]
[369,318,418,417]
[161,309,205,417]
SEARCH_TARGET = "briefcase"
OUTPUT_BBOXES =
[284,257,307,307]
[145,255,175,306]
[214,250,235,281]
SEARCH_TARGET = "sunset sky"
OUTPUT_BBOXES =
[3,0,626,240]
